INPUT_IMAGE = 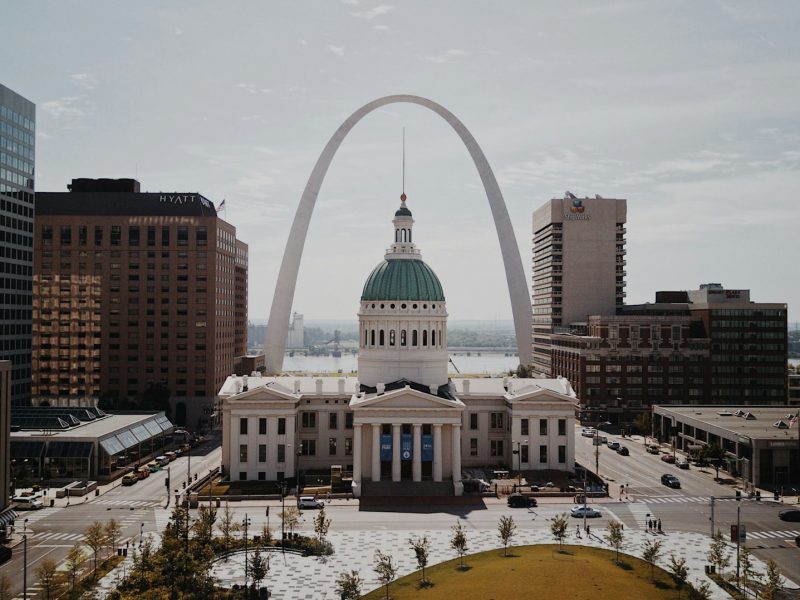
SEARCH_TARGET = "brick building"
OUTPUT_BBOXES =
[32,178,248,429]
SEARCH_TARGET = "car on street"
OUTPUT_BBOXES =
[795,534,800,547]
[661,474,681,488]
[121,473,138,486]
[507,493,537,508]
[147,462,160,473]
[607,441,620,450]
[778,509,800,522]
[616,446,629,456]
[156,455,169,466]
[676,458,690,469]
[660,454,676,464]
[12,496,44,510]
[592,436,608,446]
[570,506,602,518]
[646,444,661,454]
[297,496,324,509]
[581,428,597,438]
[135,467,150,480]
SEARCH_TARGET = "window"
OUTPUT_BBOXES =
[301,439,316,456]
[239,472,247,481]
[470,438,478,456]
[521,444,529,464]
[239,444,248,462]
[42,225,53,244]
[345,413,353,429]
[197,226,207,246]
[344,438,353,456]
[490,412,504,430]
[94,225,103,246]
[301,412,316,429]
[161,226,170,246]
[79,225,87,246]
[258,472,266,481]
[177,226,188,246]
[539,445,548,463]
[379,330,385,345]
[258,444,267,462]
[539,419,548,436]
[470,413,479,430]
[239,418,248,435]
[558,445,566,463]
[278,418,286,435]
[389,330,396,346]
[521,418,529,436]
[329,438,337,455]
[558,419,566,436]
[277,444,286,463]
[111,226,121,246]
[400,329,407,346]
[329,412,338,430]
[147,226,156,246]
[129,226,140,246]
[60,225,71,245]
[259,418,267,435]
[490,440,504,457]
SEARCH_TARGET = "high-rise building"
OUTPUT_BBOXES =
[0,84,35,406]
[532,193,626,375]
[0,360,13,537]
[32,178,248,429]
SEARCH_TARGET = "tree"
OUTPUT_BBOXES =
[218,502,235,553]
[498,515,517,557]
[641,538,663,582]
[704,444,727,479]
[707,529,731,574]
[668,554,688,599]
[280,506,301,536]
[687,582,713,600]
[633,412,652,438]
[335,570,363,600]
[604,521,624,564]
[450,522,468,569]
[373,550,397,600]
[0,574,12,600]
[408,535,431,585]
[740,545,760,598]
[84,521,106,577]
[104,518,122,555]
[759,559,784,600]
[35,559,62,600]
[260,523,273,545]
[250,547,268,593]
[550,513,569,551]
[313,506,331,541]
[192,505,217,546]
[65,542,86,591]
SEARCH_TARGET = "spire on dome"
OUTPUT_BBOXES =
[395,193,412,217]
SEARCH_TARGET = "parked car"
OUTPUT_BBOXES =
[616,446,630,456]
[0,546,10,565]
[180,443,191,452]
[165,451,177,462]
[646,445,661,455]
[297,496,324,509]
[581,428,597,438]
[155,455,169,466]
[121,473,138,486]
[607,441,620,450]
[661,474,681,489]
[12,496,44,510]
[507,493,537,508]
[660,454,676,464]
[778,509,800,522]
[147,462,160,473]
[676,458,690,469]
[570,506,602,518]
[135,467,150,480]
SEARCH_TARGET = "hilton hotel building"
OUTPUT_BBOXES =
[33,178,248,429]
[532,194,627,376]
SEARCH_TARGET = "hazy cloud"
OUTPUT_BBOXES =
[40,96,92,120]
[349,4,393,19]
[70,73,97,89]
[423,48,467,64]
[327,45,345,57]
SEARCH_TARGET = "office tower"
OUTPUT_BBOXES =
[532,193,627,375]
[0,84,35,406]
[33,178,248,429]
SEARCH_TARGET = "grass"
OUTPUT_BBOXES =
[362,544,679,600]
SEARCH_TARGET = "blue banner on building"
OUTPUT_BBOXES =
[401,433,413,461]
[421,435,433,461]
[380,434,392,462]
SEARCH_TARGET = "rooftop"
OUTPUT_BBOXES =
[655,405,800,440]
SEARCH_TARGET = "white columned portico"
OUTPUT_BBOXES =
[371,423,381,482]
[353,424,362,483]
[412,423,422,482]
[452,423,462,484]
[392,424,402,482]
[432,424,443,482]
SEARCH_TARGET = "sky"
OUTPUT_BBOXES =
[4,0,799,324]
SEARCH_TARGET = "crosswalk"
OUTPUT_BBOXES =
[627,502,656,528]
[640,495,741,505]
[31,530,85,543]
[92,498,162,508]
[745,529,800,541]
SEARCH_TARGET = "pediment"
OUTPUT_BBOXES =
[508,387,577,406]
[351,387,464,411]
[227,383,299,404]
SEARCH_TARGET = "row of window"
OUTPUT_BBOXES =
[239,437,354,463]
[472,439,567,463]
[468,413,567,436]
[362,327,442,348]
[41,224,209,247]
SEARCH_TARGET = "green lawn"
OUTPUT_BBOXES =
[362,544,681,600]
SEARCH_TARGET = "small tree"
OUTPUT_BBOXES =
[668,554,688,599]
[641,538,663,582]
[740,545,760,598]
[280,507,301,536]
[65,542,86,591]
[35,559,62,600]
[260,523,273,545]
[687,582,713,600]
[707,529,731,575]
[550,513,569,551]
[450,522,468,568]
[250,547,267,593]
[335,570,363,600]
[373,550,397,600]
[704,444,726,479]
[313,506,332,541]
[84,521,106,577]
[498,515,517,557]
[217,502,235,553]
[408,535,431,585]
[104,518,122,555]
[0,574,12,600]
[759,559,783,600]
[604,521,624,564]
[192,505,217,546]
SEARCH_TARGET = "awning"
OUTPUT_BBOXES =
[116,430,138,449]
[130,424,150,443]
[10,440,45,459]
[0,508,17,528]
[144,420,162,437]
[99,436,124,456]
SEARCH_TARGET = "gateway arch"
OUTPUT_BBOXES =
[264,94,532,374]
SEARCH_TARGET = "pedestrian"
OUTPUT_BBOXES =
[576,524,581,538]
[657,518,662,532]
[586,524,590,536]
[647,519,651,531]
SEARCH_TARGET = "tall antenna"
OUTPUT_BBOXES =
[402,127,406,196]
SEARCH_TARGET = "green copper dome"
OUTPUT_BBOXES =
[361,259,445,301]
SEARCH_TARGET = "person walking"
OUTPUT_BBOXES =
[647,519,651,531]
[657,518,662,532]
[576,524,581,538]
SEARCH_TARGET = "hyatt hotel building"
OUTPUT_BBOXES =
[33,178,248,429]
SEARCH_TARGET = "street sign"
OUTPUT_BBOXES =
[730,524,746,543]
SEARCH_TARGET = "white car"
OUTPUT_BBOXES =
[607,441,620,450]
[297,496,324,509]
[570,505,602,518]
[581,428,597,438]
[12,496,44,510]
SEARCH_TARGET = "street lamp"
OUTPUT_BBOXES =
[280,481,287,554]
[242,514,252,591]
[23,517,29,600]
[513,439,527,487]
[139,522,144,548]
[296,447,303,495]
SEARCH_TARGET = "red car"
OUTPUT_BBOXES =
[660,454,676,464]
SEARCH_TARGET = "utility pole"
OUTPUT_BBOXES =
[166,466,171,507]
[281,482,286,554]
[23,518,28,600]
[709,497,715,538]
[736,502,741,588]
[243,514,251,591]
